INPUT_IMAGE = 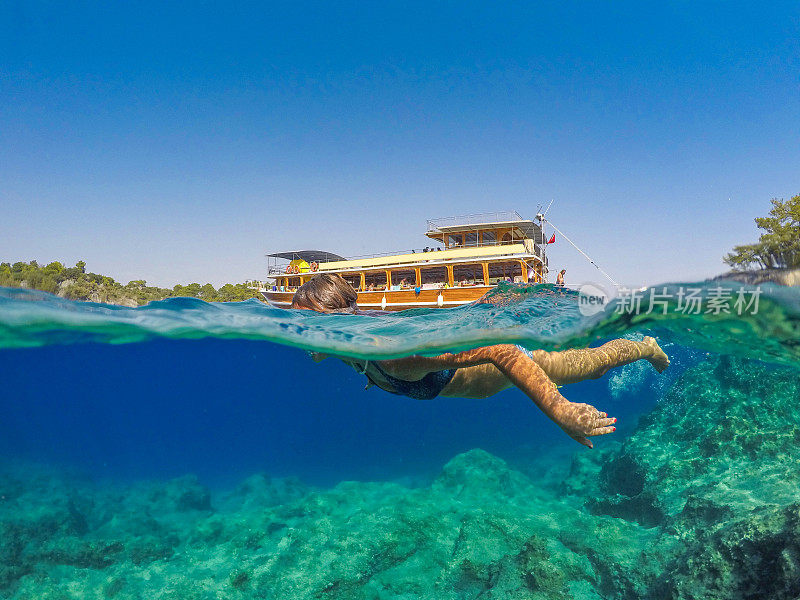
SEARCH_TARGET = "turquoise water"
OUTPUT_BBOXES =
[3,281,799,362]
[1,281,799,599]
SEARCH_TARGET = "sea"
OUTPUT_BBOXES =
[1,281,799,599]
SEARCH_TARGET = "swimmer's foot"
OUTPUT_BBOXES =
[552,401,617,449]
[643,336,670,373]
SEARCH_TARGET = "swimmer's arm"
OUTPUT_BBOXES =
[380,345,615,448]
[481,345,616,448]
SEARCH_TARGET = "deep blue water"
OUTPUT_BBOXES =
[2,337,682,488]
[3,280,786,487]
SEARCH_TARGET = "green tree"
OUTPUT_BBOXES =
[199,283,217,300]
[725,194,800,270]
[43,261,65,277]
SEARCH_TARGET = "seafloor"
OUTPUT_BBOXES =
[2,356,799,599]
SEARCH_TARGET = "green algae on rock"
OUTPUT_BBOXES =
[0,452,654,599]
[586,356,800,599]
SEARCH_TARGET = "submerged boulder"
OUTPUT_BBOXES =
[431,448,536,501]
[216,472,309,512]
[593,356,800,524]
[580,355,800,598]
[667,503,800,600]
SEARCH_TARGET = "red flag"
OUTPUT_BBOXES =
[547,234,556,244]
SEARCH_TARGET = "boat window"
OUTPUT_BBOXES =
[501,232,513,244]
[342,275,361,291]
[391,269,415,289]
[481,231,496,245]
[453,263,485,286]
[420,266,447,289]
[364,271,387,291]
[448,234,464,247]
[487,261,522,283]
[464,232,478,247]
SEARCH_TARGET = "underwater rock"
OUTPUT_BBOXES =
[667,503,800,600]
[151,475,212,512]
[1,448,625,599]
[581,354,800,598]
[431,448,536,501]
[216,472,310,512]
[594,356,800,524]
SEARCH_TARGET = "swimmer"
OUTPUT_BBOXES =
[291,274,670,449]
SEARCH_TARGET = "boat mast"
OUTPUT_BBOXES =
[535,199,553,282]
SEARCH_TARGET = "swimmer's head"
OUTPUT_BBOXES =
[291,274,358,313]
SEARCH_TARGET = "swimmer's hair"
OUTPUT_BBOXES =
[291,273,358,312]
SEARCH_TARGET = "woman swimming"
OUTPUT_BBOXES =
[291,274,670,448]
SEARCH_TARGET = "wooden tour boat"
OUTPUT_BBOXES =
[260,211,550,311]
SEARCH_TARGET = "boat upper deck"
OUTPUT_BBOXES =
[425,211,544,247]
[316,242,541,273]
[265,211,548,278]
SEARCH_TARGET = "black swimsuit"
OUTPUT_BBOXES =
[344,359,457,400]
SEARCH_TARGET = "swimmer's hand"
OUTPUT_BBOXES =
[473,345,617,449]
[551,401,616,449]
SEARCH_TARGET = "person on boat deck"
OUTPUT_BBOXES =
[556,269,566,286]
[291,274,670,448]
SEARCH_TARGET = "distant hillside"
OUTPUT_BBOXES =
[0,260,262,306]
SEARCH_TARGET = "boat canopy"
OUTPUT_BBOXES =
[318,243,535,272]
[425,212,544,245]
[267,250,346,263]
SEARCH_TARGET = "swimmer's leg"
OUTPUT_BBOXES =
[530,336,670,385]
[440,363,511,399]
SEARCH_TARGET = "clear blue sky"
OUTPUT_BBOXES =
[2,2,798,289]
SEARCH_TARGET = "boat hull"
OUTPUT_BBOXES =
[261,285,494,311]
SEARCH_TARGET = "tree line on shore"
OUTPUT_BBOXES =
[0,260,261,306]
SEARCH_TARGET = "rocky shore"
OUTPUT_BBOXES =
[716,267,800,287]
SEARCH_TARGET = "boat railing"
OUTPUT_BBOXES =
[264,240,543,275]
[426,211,525,232]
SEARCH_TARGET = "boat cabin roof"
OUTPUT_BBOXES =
[266,211,547,278]
[267,250,346,263]
[425,212,543,243]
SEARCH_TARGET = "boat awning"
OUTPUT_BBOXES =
[425,215,543,244]
[267,250,347,263]
[431,220,536,234]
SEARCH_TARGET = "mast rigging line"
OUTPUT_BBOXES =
[541,218,620,288]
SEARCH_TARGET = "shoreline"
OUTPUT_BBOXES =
[715,266,800,287]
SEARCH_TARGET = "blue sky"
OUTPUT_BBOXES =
[2,2,798,288]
